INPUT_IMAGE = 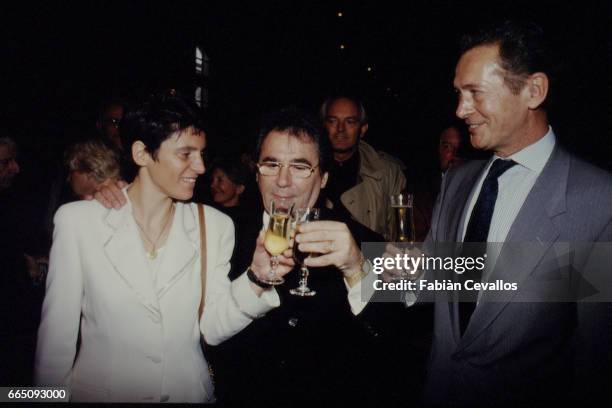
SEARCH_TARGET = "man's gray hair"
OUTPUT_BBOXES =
[319,96,368,124]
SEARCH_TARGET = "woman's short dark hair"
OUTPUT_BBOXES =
[254,107,332,175]
[121,90,205,180]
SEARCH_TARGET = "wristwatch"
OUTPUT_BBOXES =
[247,266,273,289]
[345,254,371,287]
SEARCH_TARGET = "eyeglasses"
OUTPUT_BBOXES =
[256,161,319,179]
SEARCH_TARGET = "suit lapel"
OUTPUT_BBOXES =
[442,161,488,242]
[156,203,198,299]
[458,147,569,350]
[102,201,162,319]
[432,161,488,344]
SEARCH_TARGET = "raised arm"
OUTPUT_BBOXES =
[200,208,281,346]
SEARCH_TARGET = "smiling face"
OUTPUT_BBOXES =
[454,44,532,157]
[210,167,244,207]
[256,130,328,213]
[142,127,206,201]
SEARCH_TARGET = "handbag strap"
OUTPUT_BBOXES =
[197,204,207,319]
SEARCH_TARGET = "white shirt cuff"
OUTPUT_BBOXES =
[231,272,280,318]
[345,267,377,315]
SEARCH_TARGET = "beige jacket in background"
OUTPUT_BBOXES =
[329,141,407,240]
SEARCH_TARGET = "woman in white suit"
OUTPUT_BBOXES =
[35,93,280,402]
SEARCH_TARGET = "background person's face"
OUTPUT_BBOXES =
[324,98,366,154]
[68,170,99,198]
[439,127,461,171]
[0,145,20,190]
[100,104,124,149]
[257,131,327,213]
[210,168,243,207]
[454,44,530,157]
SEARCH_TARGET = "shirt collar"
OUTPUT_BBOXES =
[493,126,556,173]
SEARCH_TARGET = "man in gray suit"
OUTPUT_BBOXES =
[419,21,612,405]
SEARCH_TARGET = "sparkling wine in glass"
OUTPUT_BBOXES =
[389,193,416,281]
[290,207,320,296]
[390,193,416,244]
[261,201,292,285]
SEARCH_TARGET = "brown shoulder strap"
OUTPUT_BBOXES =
[197,204,207,319]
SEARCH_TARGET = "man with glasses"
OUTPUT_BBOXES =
[93,107,385,405]
[208,107,385,406]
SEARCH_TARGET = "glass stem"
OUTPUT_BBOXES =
[299,265,309,288]
[270,256,279,280]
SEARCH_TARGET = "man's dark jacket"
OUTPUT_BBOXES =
[208,206,389,406]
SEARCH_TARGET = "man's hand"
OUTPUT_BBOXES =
[381,243,424,283]
[296,221,363,280]
[248,229,295,294]
[86,179,128,209]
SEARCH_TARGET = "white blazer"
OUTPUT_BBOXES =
[35,196,279,403]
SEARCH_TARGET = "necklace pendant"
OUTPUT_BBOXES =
[148,250,157,260]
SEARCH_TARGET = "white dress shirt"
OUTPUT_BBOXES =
[460,128,556,291]
[460,127,556,243]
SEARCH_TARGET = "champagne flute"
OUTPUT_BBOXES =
[290,207,320,296]
[261,200,292,285]
[390,192,416,244]
[390,193,415,280]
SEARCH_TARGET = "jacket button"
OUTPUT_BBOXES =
[148,355,162,364]
[288,318,298,327]
[362,322,380,338]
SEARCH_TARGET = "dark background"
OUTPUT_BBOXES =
[1,0,611,179]
[0,0,609,390]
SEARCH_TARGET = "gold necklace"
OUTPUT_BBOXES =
[134,204,175,260]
